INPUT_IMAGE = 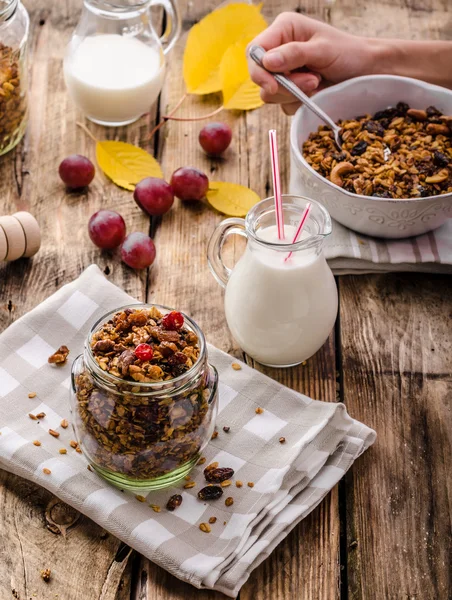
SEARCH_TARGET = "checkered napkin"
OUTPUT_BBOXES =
[0,265,376,597]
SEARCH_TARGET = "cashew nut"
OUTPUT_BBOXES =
[426,123,450,136]
[330,161,354,187]
[425,169,449,184]
[406,109,427,121]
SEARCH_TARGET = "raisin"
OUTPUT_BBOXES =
[396,102,410,115]
[417,185,430,197]
[198,486,224,501]
[204,467,235,483]
[373,107,398,120]
[372,190,392,198]
[332,151,347,162]
[350,140,368,156]
[426,105,442,118]
[168,352,188,366]
[93,339,115,353]
[433,150,449,168]
[364,121,385,137]
[166,494,183,511]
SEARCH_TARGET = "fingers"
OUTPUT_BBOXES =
[263,40,324,72]
[259,72,321,104]
[281,102,303,116]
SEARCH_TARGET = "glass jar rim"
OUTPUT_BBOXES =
[245,194,332,252]
[85,303,206,391]
[85,0,150,13]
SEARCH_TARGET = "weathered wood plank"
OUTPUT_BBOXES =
[0,0,163,597]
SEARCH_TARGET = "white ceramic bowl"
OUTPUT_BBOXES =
[290,75,452,238]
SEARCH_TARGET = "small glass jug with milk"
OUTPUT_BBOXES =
[207,195,338,368]
[64,0,180,126]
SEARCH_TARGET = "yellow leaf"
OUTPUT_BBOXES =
[220,36,264,110]
[206,182,260,217]
[96,141,163,190]
[183,3,267,95]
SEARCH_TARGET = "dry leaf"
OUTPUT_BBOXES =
[96,141,163,190]
[221,35,264,110]
[183,3,267,95]
[206,182,260,216]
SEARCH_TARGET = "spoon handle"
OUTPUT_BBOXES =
[248,45,340,134]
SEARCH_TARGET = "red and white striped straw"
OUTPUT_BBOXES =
[268,129,285,240]
[285,202,312,262]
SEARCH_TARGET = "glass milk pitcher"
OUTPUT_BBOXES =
[207,195,338,368]
[64,0,180,126]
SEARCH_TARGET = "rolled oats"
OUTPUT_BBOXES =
[303,103,452,198]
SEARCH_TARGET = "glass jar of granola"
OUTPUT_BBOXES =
[70,305,219,491]
[0,0,29,155]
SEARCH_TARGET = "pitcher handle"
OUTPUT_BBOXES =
[150,0,181,54]
[207,218,247,289]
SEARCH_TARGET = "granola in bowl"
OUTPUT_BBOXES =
[70,305,218,491]
[303,103,452,199]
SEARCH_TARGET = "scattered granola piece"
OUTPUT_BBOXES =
[197,457,206,465]
[236,481,243,488]
[40,568,51,582]
[204,462,219,473]
[199,522,211,533]
[166,494,183,511]
[36,412,46,419]
[184,475,191,481]
[43,468,51,475]
[220,480,232,488]
[205,467,234,484]
[231,363,241,371]
[33,440,41,446]
[59,448,67,455]
[135,495,146,502]
[279,437,286,444]
[75,447,82,453]
[211,430,218,440]
[223,426,230,433]
[87,465,93,472]
[208,516,217,524]
[198,486,223,501]
[223,521,227,525]
[69,440,78,449]
[151,504,161,513]
[28,413,38,420]
[48,429,60,438]
[247,482,254,488]
[28,392,36,398]
[255,407,264,414]
[48,345,70,365]
[60,419,69,429]
[225,497,234,507]
[184,481,196,489]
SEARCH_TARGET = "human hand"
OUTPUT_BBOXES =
[247,13,377,114]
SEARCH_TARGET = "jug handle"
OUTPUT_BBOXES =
[150,0,181,54]
[207,218,246,289]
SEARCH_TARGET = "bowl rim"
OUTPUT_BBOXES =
[290,74,452,205]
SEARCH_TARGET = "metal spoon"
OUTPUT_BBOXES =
[249,44,343,150]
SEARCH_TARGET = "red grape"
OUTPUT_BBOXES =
[59,154,95,189]
[121,232,156,269]
[162,311,184,330]
[134,177,174,216]
[134,343,154,361]
[88,210,126,250]
[199,122,232,157]
[170,167,209,201]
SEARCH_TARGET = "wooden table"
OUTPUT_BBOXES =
[1,0,451,598]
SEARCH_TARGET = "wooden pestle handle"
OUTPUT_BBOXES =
[0,212,41,261]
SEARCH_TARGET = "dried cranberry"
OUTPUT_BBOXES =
[166,494,183,511]
[350,141,368,156]
[204,467,235,483]
[162,311,184,330]
[396,102,410,115]
[433,150,449,168]
[134,343,154,361]
[168,352,187,366]
[198,486,223,501]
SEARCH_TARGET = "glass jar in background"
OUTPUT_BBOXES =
[0,0,29,156]
[70,304,219,492]
[64,0,180,126]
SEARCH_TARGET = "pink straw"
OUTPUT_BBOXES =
[285,202,312,262]
[269,129,285,240]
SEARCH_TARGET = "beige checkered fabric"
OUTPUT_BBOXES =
[0,265,376,597]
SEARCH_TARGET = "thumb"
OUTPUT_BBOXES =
[263,41,323,72]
